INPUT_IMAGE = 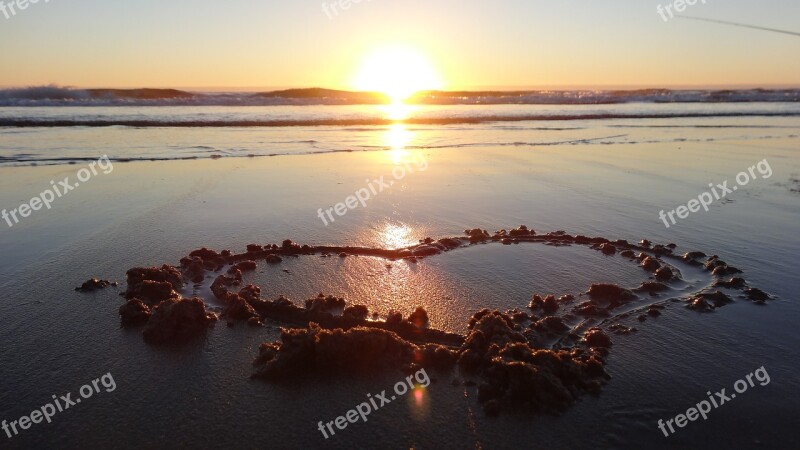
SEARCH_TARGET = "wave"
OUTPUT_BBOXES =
[411,88,800,105]
[0,86,196,105]
[4,131,798,167]
[2,111,799,128]
[1,86,799,107]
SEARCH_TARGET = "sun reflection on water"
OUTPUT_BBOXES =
[385,123,413,164]
[382,100,415,121]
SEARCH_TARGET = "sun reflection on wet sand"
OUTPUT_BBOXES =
[380,222,415,249]
[361,222,420,309]
[408,384,430,420]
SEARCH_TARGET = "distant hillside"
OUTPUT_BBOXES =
[88,88,196,99]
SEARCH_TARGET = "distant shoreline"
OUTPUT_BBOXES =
[1,86,799,106]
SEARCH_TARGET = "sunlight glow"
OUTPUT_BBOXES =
[353,46,443,103]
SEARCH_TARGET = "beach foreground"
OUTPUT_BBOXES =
[1,123,798,448]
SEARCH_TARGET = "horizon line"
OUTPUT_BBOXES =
[2,84,800,92]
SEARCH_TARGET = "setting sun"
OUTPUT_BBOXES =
[352,46,444,102]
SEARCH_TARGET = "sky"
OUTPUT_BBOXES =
[0,0,798,90]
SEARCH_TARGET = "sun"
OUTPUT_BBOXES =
[352,46,444,103]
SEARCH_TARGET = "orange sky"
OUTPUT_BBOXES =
[0,0,798,89]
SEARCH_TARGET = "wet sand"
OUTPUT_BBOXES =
[1,135,799,449]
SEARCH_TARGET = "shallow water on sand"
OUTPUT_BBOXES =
[0,118,798,449]
[1,105,799,165]
[195,243,655,332]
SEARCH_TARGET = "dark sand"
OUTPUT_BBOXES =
[1,135,799,449]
